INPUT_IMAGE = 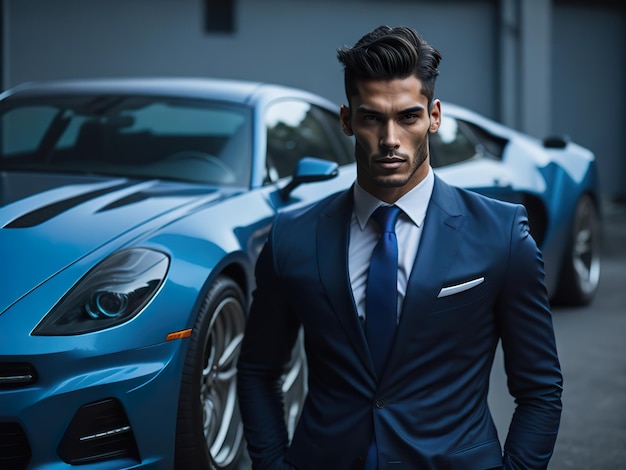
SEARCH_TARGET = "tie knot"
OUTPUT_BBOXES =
[372,205,401,233]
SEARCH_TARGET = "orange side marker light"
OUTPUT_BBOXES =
[166,329,192,341]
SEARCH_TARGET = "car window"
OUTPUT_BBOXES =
[0,96,252,186]
[264,99,353,182]
[463,120,507,159]
[1,105,60,155]
[429,115,478,168]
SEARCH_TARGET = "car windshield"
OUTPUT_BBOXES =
[0,95,252,186]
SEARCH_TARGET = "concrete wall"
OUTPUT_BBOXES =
[551,4,625,200]
[0,0,499,117]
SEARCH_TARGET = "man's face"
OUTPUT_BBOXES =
[340,75,440,203]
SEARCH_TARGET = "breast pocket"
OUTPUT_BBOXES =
[437,276,485,298]
[430,275,490,315]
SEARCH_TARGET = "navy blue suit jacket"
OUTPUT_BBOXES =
[237,176,563,469]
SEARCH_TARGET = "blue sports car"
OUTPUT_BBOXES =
[0,78,599,469]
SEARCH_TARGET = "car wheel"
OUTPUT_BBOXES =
[175,275,247,469]
[553,194,601,306]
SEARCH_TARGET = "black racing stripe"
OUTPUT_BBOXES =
[3,182,135,228]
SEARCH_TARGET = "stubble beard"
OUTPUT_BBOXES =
[369,135,429,188]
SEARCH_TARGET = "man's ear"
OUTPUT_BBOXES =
[340,105,353,136]
[428,99,442,133]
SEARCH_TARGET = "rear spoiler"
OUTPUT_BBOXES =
[543,135,570,149]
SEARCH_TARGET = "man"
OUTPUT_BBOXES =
[237,25,563,469]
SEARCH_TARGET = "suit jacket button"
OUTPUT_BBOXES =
[375,399,386,408]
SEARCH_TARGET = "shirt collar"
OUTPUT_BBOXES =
[353,166,435,230]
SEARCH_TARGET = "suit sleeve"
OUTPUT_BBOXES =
[237,218,301,470]
[496,205,563,470]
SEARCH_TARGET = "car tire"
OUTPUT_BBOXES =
[553,194,601,306]
[175,275,247,469]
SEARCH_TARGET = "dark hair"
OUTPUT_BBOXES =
[337,25,442,107]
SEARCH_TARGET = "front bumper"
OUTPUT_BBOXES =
[0,339,187,469]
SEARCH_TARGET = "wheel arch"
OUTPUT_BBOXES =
[190,251,255,324]
[220,260,252,305]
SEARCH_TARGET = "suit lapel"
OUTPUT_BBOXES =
[385,177,465,374]
[317,188,375,376]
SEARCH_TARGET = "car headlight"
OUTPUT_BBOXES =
[32,248,169,336]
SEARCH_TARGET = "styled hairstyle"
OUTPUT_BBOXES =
[337,25,442,108]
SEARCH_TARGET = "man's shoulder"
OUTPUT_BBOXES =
[435,176,523,217]
[269,189,350,251]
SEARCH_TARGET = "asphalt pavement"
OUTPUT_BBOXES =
[489,198,626,470]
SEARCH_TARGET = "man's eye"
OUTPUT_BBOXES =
[401,114,419,122]
[364,115,380,122]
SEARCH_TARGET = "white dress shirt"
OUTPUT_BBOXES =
[349,166,435,322]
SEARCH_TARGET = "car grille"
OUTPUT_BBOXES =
[0,363,38,389]
[58,398,140,465]
[0,422,32,469]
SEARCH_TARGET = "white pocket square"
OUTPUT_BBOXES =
[437,277,485,298]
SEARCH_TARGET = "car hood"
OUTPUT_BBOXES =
[0,171,221,314]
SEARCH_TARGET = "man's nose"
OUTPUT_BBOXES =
[380,121,400,149]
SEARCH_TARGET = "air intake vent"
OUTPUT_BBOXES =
[3,182,134,228]
[58,398,140,465]
[0,363,38,389]
[0,422,32,469]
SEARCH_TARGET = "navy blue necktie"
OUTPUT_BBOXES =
[364,205,401,470]
[365,205,401,377]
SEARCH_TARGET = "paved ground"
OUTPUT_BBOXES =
[489,198,626,469]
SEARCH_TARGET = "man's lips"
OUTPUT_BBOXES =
[374,155,405,168]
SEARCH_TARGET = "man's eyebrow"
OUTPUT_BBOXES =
[399,105,426,114]
[355,106,382,115]
[355,105,426,115]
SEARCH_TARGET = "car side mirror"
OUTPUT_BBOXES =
[279,157,339,200]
